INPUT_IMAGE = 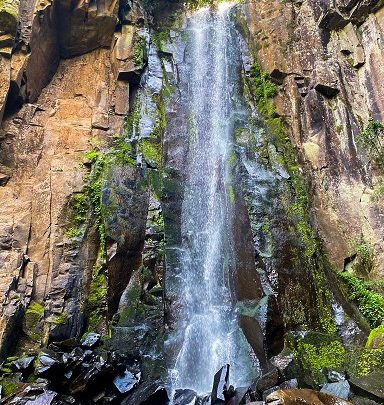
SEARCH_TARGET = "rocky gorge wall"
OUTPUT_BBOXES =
[0,0,383,403]
[0,0,150,356]
[244,0,384,274]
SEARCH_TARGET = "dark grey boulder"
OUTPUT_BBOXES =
[81,332,101,348]
[173,389,197,405]
[121,381,169,405]
[12,356,35,373]
[113,369,139,394]
[211,365,230,404]
[256,368,279,393]
[35,349,63,377]
[349,371,384,402]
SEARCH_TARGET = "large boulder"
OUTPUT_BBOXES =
[266,389,353,405]
[349,371,384,402]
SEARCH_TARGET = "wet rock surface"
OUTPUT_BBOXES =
[349,372,384,402]
[0,335,146,404]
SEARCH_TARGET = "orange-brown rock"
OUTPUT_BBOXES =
[0,0,135,357]
[266,389,353,405]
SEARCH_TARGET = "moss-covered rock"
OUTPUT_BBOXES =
[290,332,346,386]
[0,0,19,34]
[24,301,44,343]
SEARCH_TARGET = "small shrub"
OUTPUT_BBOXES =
[352,237,377,277]
[356,118,384,168]
[338,271,384,328]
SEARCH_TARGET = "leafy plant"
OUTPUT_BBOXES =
[356,118,384,168]
[352,237,376,277]
[338,271,384,328]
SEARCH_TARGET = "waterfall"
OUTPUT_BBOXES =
[168,3,256,395]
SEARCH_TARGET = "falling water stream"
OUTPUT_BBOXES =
[168,3,256,395]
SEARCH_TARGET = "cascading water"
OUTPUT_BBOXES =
[168,3,256,395]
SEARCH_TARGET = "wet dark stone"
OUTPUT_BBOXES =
[23,390,57,404]
[81,333,101,348]
[49,338,79,352]
[54,395,77,404]
[35,349,64,377]
[11,356,35,373]
[173,389,197,405]
[227,386,253,405]
[195,394,211,405]
[263,386,281,402]
[69,346,84,361]
[69,362,114,396]
[350,395,382,405]
[279,379,298,390]
[256,367,279,393]
[321,381,350,399]
[113,369,139,394]
[121,381,169,405]
[349,371,384,402]
[211,365,230,404]
[270,353,296,381]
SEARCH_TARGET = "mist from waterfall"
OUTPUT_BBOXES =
[168,3,256,395]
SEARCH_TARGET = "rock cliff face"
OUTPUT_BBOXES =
[0,0,146,357]
[244,0,384,274]
[0,0,383,403]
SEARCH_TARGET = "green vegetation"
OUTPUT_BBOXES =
[66,193,88,238]
[0,378,22,397]
[357,346,384,375]
[25,301,44,331]
[250,63,278,117]
[366,323,384,348]
[133,33,147,68]
[351,237,376,277]
[248,62,337,335]
[139,139,162,167]
[338,271,384,328]
[356,118,384,168]
[249,62,316,259]
[292,332,346,385]
[46,312,68,326]
[371,182,384,202]
[86,264,108,331]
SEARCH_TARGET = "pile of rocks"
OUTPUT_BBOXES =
[0,333,142,404]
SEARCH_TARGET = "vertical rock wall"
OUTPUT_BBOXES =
[0,0,148,358]
[244,0,384,276]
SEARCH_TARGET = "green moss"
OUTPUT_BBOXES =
[25,302,44,317]
[248,61,337,335]
[355,346,384,376]
[228,185,236,204]
[66,192,88,238]
[356,118,384,169]
[293,333,346,385]
[46,312,68,326]
[133,33,147,68]
[366,323,384,349]
[371,184,384,202]
[151,212,164,232]
[25,301,44,331]
[86,264,107,331]
[351,237,376,277]
[338,272,384,328]
[0,0,19,33]
[85,150,99,163]
[139,139,162,167]
[0,378,22,397]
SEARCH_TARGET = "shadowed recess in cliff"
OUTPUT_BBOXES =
[165,3,257,395]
